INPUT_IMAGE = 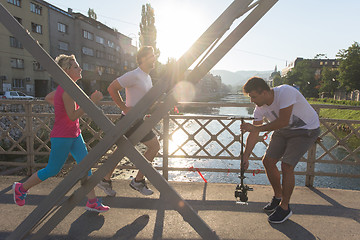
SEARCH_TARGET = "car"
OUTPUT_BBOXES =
[0,91,34,100]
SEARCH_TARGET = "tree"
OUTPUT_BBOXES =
[336,42,360,91]
[87,8,97,20]
[319,67,339,95]
[272,73,284,87]
[283,60,319,98]
[139,4,160,56]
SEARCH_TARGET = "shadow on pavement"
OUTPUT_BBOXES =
[270,219,317,240]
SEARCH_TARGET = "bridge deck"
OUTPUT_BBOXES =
[0,175,359,240]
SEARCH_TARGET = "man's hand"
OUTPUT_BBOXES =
[241,122,259,133]
[241,155,250,171]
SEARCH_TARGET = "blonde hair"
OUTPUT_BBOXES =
[54,54,76,70]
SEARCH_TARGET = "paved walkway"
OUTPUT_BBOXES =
[0,175,359,240]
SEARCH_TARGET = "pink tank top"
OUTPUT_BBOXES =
[50,86,81,138]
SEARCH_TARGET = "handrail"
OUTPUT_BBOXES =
[1,100,359,187]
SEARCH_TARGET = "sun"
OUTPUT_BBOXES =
[155,2,206,63]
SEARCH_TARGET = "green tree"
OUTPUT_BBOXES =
[272,73,283,87]
[87,8,97,20]
[139,4,160,56]
[336,42,360,91]
[319,67,339,95]
[283,60,318,97]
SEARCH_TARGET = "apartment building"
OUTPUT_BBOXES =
[1,0,137,96]
[0,0,51,97]
[72,12,136,94]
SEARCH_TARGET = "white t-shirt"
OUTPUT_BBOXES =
[253,85,320,130]
[116,67,153,107]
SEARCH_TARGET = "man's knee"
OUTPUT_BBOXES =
[262,156,278,168]
[281,162,295,173]
[145,137,160,152]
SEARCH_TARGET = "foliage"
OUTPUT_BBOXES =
[87,8,97,20]
[336,42,360,91]
[139,4,160,56]
[319,67,339,95]
[307,98,360,106]
[272,73,284,87]
[283,60,319,97]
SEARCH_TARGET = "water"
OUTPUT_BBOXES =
[154,94,360,190]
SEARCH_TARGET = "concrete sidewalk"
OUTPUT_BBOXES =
[0,175,359,240]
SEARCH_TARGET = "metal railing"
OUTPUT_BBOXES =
[1,100,359,187]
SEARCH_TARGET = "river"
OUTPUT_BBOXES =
[154,94,360,190]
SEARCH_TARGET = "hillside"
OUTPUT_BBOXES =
[211,69,272,87]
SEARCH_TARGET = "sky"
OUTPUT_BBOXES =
[44,0,360,72]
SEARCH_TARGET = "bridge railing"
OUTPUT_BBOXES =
[0,100,359,187]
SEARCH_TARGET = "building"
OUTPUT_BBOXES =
[281,57,340,78]
[0,0,51,97]
[1,0,137,96]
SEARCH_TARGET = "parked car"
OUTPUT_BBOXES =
[0,91,34,100]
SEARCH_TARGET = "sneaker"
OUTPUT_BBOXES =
[129,179,154,196]
[268,205,293,224]
[12,182,28,206]
[263,196,281,212]
[97,179,116,197]
[85,198,110,213]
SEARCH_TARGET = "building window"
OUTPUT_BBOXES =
[11,58,24,68]
[96,50,105,59]
[57,22,68,33]
[83,63,95,71]
[83,30,94,40]
[7,0,21,7]
[33,61,44,71]
[107,40,114,48]
[12,78,25,89]
[10,36,23,48]
[96,36,105,44]
[58,41,69,51]
[124,60,128,66]
[320,61,323,66]
[108,54,115,61]
[325,61,328,65]
[106,67,115,74]
[96,65,105,75]
[82,47,94,56]
[30,2,42,15]
[31,22,42,34]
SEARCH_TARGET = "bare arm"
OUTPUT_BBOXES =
[107,79,130,114]
[241,120,262,170]
[44,90,56,105]
[63,90,103,121]
[242,105,293,133]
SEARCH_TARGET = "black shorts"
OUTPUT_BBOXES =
[120,114,156,143]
